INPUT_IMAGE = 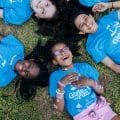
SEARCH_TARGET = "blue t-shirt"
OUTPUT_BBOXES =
[49,63,99,117]
[79,0,109,7]
[0,0,32,25]
[0,34,24,87]
[86,10,120,64]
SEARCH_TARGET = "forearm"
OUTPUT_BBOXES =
[110,64,120,73]
[102,57,120,73]
[0,9,3,18]
[54,97,65,112]
[88,79,104,95]
[92,82,104,95]
[107,1,120,9]
[54,87,65,112]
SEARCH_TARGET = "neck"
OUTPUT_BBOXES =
[62,63,73,70]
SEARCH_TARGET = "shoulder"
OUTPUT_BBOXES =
[74,62,94,69]
[50,69,60,79]
[0,71,17,87]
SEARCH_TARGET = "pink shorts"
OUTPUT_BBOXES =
[74,96,116,120]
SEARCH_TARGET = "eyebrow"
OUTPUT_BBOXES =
[78,16,88,29]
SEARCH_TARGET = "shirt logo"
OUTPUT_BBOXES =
[10,55,17,65]
[0,55,6,68]
[106,22,120,44]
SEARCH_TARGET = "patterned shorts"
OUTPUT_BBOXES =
[74,96,116,120]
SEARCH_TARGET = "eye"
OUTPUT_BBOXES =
[84,17,88,22]
[63,47,69,52]
[45,3,50,7]
[53,50,60,56]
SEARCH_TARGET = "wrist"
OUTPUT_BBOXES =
[109,2,113,9]
[56,88,65,99]
[58,81,65,89]
[94,82,103,90]
[87,79,94,86]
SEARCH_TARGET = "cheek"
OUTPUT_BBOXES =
[19,71,26,76]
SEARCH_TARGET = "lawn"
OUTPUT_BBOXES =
[0,4,120,120]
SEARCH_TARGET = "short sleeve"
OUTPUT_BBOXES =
[1,0,32,25]
[86,33,107,63]
[1,34,24,49]
[87,46,107,63]
[49,73,58,97]
[78,63,99,81]
[3,7,32,25]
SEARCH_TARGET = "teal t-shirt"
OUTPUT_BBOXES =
[0,0,33,25]
[86,10,120,64]
[79,0,110,7]
[49,63,99,116]
[0,34,24,87]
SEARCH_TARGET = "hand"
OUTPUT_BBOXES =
[60,73,79,86]
[71,76,94,87]
[92,3,108,12]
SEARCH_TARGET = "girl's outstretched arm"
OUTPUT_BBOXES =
[0,9,3,18]
[102,56,120,74]
[92,1,120,12]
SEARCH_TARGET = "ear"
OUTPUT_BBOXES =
[78,31,85,35]
[52,59,58,65]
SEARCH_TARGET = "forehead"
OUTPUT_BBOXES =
[75,14,89,24]
[52,43,66,51]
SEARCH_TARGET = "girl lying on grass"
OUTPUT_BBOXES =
[49,41,120,120]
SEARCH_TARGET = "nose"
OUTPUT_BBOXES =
[22,65,27,71]
[85,22,91,29]
[60,50,66,55]
[39,7,44,14]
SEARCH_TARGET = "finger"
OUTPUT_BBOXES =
[64,73,78,80]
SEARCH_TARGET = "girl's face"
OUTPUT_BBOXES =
[52,43,73,69]
[15,60,40,79]
[74,14,98,34]
[31,0,57,19]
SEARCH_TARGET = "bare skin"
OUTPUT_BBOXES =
[102,57,120,74]
[92,1,120,12]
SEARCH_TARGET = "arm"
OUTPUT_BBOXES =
[54,85,65,112]
[92,1,120,12]
[71,76,104,95]
[0,9,3,18]
[102,56,120,73]
[53,73,79,112]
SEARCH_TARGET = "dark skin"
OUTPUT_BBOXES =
[0,34,40,80]
[0,34,4,41]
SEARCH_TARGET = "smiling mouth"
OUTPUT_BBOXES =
[63,56,69,61]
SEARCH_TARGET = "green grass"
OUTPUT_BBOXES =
[0,7,120,120]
